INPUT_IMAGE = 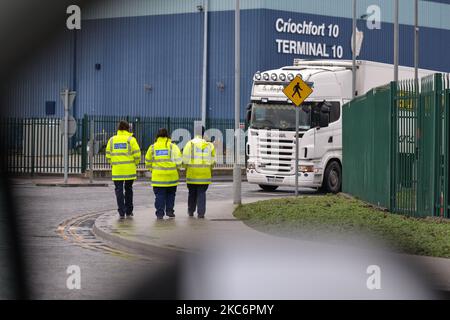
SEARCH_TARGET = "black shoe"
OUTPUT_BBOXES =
[126,212,134,217]
[119,215,125,220]
[198,215,205,219]
[166,212,175,218]
[188,211,194,217]
[156,216,164,220]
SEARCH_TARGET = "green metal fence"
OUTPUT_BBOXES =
[1,115,241,174]
[342,84,393,209]
[344,73,449,218]
[0,117,85,174]
[86,115,239,170]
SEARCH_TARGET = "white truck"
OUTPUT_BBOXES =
[245,59,433,192]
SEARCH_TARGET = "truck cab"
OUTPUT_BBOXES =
[246,60,353,192]
[246,59,435,192]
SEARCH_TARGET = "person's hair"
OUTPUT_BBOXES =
[155,128,170,142]
[118,120,130,131]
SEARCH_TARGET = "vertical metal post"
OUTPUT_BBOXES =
[444,75,449,218]
[233,0,241,205]
[81,114,88,173]
[414,0,419,84]
[295,108,299,196]
[394,0,399,82]
[31,119,35,176]
[434,74,442,217]
[89,118,94,184]
[64,89,69,184]
[201,0,208,127]
[352,0,356,99]
[413,0,420,212]
[390,81,397,212]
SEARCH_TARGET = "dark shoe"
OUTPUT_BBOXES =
[198,215,205,219]
[119,215,126,220]
[156,216,164,220]
[188,211,194,217]
[126,212,134,217]
[166,212,175,218]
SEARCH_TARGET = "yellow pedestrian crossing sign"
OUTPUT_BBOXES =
[283,76,313,107]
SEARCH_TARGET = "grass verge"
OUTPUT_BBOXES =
[233,194,450,258]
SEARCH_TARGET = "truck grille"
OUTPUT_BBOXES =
[256,136,294,174]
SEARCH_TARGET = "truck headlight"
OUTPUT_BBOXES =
[254,72,261,80]
[299,165,314,172]
[279,73,286,81]
[287,73,294,81]
[247,162,256,170]
[263,73,269,81]
[271,73,277,81]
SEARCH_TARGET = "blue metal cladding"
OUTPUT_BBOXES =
[3,31,74,118]
[3,5,450,119]
[77,13,203,117]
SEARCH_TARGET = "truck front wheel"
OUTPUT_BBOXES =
[322,160,342,194]
[259,185,279,192]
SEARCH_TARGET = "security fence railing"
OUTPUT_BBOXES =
[0,117,85,174]
[343,73,449,218]
[1,115,246,174]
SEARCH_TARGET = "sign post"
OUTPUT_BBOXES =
[89,119,94,184]
[295,108,299,196]
[282,76,313,196]
[60,89,76,184]
[233,0,241,205]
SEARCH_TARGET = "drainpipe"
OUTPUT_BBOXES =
[414,0,419,85]
[394,0,399,82]
[201,0,208,126]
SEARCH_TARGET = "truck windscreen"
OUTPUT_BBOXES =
[250,103,311,131]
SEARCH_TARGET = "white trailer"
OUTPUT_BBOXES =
[245,59,434,192]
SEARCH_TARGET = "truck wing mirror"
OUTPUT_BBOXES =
[319,102,330,128]
[319,113,329,128]
[246,103,252,124]
[320,101,331,113]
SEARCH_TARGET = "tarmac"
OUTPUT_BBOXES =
[93,195,450,298]
[93,198,270,258]
[12,175,450,298]
[13,174,240,187]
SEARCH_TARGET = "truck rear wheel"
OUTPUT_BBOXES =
[322,160,341,194]
[259,185,279,192]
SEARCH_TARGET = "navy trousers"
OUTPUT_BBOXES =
[153,186,177,218]
[187,184,209,216]
[114,180,134,216]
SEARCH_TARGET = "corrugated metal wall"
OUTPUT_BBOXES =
[77,13,204,117]
[3,0,450,118]
[3,31,75,118]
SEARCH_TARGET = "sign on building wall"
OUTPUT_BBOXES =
[275,17,344,58]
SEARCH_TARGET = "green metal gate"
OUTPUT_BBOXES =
[344,73,449,218]
[0,117,87,174]
[1,115,239,174]
[391,73,449,218]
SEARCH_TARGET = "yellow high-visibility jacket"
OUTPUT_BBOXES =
[145,137,182,187]
[182,136,216,185]
[106,130,141,181]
